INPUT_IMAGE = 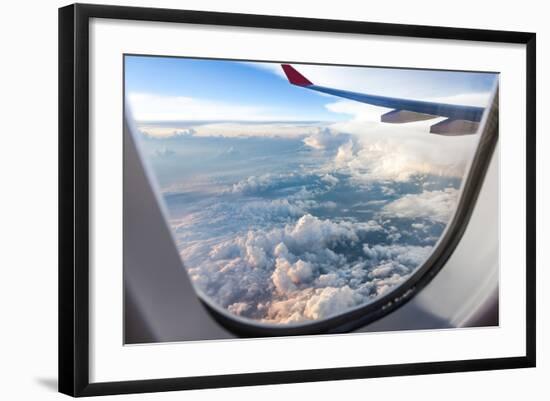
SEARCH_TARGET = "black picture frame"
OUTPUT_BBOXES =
[59,3,536,397]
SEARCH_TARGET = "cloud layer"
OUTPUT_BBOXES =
[136,97,478,324]
[163,165,458,324]
[180,211,434,323]
[382,188,459,223]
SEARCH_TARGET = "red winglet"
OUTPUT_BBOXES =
[281,64,313,86]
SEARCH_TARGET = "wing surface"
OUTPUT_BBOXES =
[281,64,485,135]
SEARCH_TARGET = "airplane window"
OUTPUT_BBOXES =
[125,55,498,331]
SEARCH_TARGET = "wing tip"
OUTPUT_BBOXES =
[281,64,313,86]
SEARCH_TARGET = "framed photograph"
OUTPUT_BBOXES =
[59,3,536,396]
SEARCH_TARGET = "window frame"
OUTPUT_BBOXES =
[58,3,536,396]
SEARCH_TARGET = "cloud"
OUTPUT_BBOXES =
[139,107,470,185]
[326,100,387,122]
[138,121,327,139]
[272,257,314,295]
[303,128,351,150]
[315,78,487,182]
[428,92,493,107]
[382,188,459,223]
[303,286,363,320]
[177,206,436,323]
[334,140,355,165]
[137,115,478,188]
[318,112,479,182]
[128,92,304,122]
[229,172,337,202]
[139,127,196,139]
[363,243,433,267]
[320,174,339,185]
[153,151,462,323]
[137,124,469,323]
[231,173,305,196]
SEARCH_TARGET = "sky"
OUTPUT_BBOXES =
[125,55,497,123]
[125,56,498,326]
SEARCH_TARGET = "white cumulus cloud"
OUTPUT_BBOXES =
[382,188,460,223]
[177,208,437,323]
[303,128,351,150]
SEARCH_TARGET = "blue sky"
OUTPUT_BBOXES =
[125,56,337,121]
[124,55,497,122]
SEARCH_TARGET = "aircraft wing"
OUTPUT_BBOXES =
[281,64,485,135]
